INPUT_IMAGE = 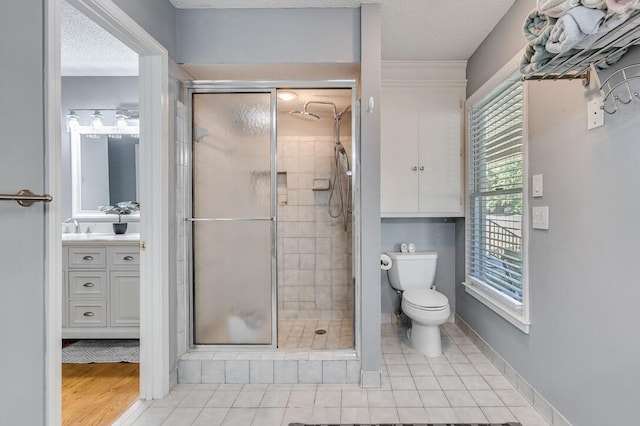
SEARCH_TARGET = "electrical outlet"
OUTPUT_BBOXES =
[532,206,549,230]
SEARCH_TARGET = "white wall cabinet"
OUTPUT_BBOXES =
[62,241,140,338]
[381,63,465,217]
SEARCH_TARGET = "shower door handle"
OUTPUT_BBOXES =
[186,217,275,222]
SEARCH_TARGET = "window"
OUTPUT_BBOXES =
[465,72,529,333]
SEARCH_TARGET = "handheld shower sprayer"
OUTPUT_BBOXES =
[289,100,353,231]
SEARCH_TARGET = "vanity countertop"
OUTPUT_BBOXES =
[62,232,140,244]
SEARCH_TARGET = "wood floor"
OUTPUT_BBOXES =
[62,363,139,426]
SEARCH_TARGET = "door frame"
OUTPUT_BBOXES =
[45,0,170,422]
[181,80,360,355]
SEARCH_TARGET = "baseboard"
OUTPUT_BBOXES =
[455,315,572,426]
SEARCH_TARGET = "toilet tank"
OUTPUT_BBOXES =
[386,251,438,291]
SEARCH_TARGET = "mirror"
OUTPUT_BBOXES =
[70,125,139,220]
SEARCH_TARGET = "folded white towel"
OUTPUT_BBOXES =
[606,0,639,14]
[581,0,607,9]
[546,6,607,53]
[538,0,580,17]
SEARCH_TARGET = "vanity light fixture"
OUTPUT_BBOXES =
[115,110,129,129]
[66,110,79,132]
[66,108,139,131]
[91,110,104,130]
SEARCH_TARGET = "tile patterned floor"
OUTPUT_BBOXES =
[278,319,353,350]
[118,322,549,426]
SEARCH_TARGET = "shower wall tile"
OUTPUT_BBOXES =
[323,360,347,384]
[283,238,299,254]
[299,270,314,286]
[316,254,331,270]
[316,238,331,253]
[274,360,298,383]
[298,190,315,205]
[316,270,331,285]
[202,360,226,383]
[283,287,298,302]
[298,361,323,384]
[299,156,314,173]
[276,134,353,321]
[284,254,300,270]
[299,238,315,253]
[299,286,315,302]
[299,206,315,222]
[250,360,274,384]
[300,254,315,270]
[178,360,202,384]
[226,361,250,384]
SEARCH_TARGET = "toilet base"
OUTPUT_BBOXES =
[408,323,442,357]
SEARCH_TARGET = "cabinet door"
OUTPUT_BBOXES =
[381,87,421,214]
[110,272,140,327]
[417,90,463,215]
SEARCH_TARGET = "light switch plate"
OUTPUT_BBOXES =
[587,98,604,129]
[532,174,543,198]
[532,206,549,230]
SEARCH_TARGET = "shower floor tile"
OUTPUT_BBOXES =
[278,319,353,350]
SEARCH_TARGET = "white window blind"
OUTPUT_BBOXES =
[468,78,524,307]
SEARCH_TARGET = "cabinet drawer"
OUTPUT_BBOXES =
[69,301,107,327]
[108,246,140,270]
[68,272,107,298]
[68,247,106,269]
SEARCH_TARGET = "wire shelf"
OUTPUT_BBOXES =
[522,9,640,84]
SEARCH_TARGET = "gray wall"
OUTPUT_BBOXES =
[61,76,139,220]
[381,219,456,317]
[113,0,177,59]
[0,0,45,424]
[466,0,534,96]
[359,3,382,382]
[176,8,360,64]
[461,1,640,424]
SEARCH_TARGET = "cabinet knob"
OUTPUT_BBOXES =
[83,312,95,317]
[420,166,425,171]
[412,166,418,171]
[83,282,95,288]
[82,255,94,261]
[123,255,134,261]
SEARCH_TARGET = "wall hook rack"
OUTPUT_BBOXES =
[597,63,640,114]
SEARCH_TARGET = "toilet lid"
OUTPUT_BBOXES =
[403,289,448,309]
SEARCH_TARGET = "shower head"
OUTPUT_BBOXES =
[289,109,320,121]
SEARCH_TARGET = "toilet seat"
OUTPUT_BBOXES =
[403,289,448,311]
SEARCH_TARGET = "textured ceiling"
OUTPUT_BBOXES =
[168,0,516,61]
[61,1,138,76]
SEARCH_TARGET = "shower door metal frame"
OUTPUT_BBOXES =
[184,80,360,354]
[185,84,278,349]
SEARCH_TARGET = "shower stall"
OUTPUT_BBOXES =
[185,83,357,350]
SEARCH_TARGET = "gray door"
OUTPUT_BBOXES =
[191,91,275,345]
[0,0,48,423]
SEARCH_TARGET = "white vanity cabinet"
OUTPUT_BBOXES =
[380,62,466,217]
[62,241,140,338]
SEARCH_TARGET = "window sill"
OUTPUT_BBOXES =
[462,281,530,334]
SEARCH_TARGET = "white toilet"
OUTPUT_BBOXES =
[387,251,450,357]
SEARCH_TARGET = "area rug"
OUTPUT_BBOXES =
[289,423,522,426]
[62,339,139,363]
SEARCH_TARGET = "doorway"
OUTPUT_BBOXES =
[47,0,170,422]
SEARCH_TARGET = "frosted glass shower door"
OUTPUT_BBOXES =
[191,92,274,345]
